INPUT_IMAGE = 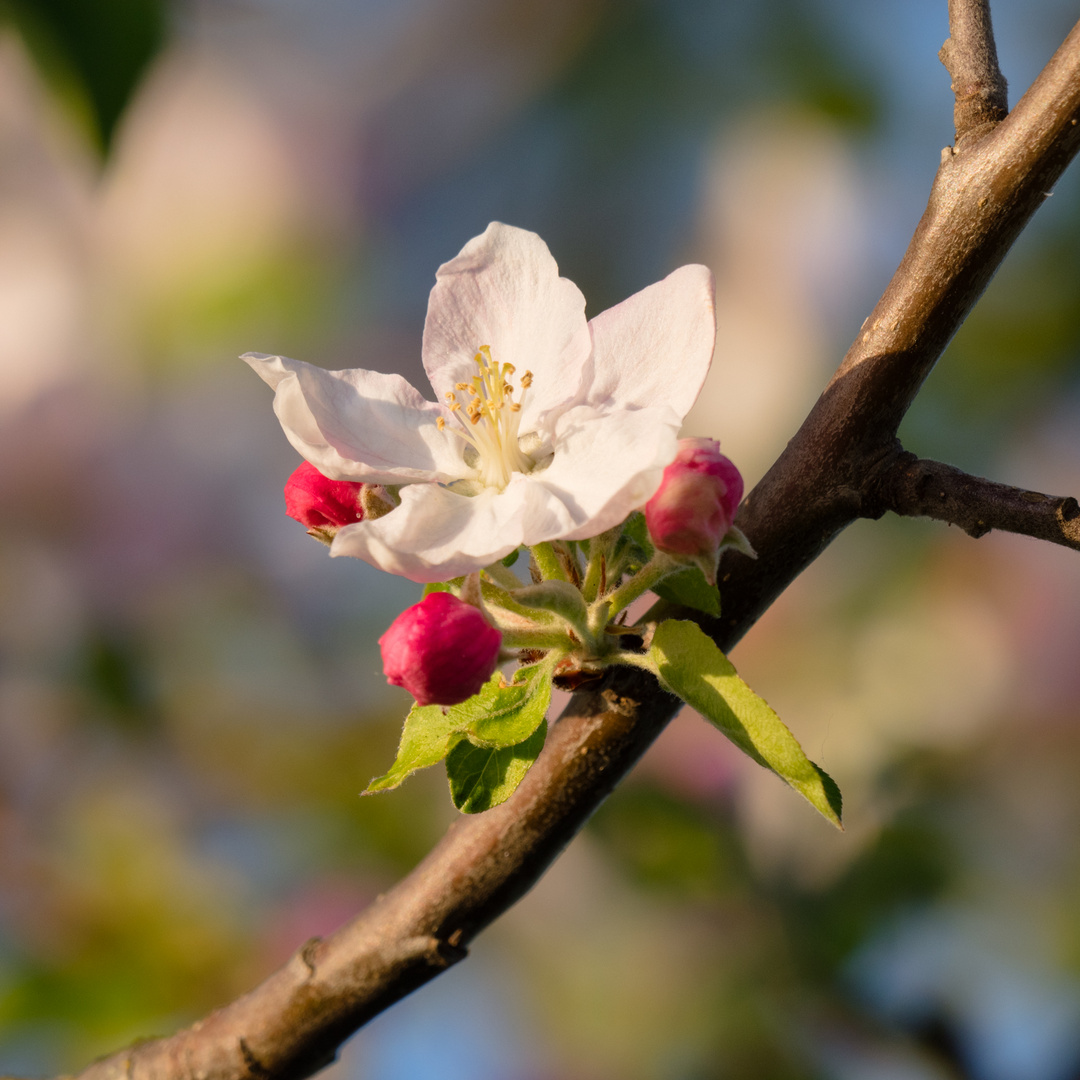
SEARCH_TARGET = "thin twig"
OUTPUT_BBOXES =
[27,14,1080,1080]
[869,452,1080,550]
[939,0,1009,143]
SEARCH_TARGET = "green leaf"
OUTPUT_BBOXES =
[650,620,842,828]
[652,566,721,616]
[364,700,461,794]
[453,661,552,747]
[5,0,167,155]
[501,548,521,568]
[364,662,552,794]
[446,722,547,814]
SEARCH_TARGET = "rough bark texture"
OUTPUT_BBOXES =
[12,10,1080,1080]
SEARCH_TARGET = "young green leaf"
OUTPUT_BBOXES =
[364,700,462,794]
[456,662,552,747]
[650,620,842,828]
[446,722,548,814]
[652,566,721,616]
[364,662,553,793]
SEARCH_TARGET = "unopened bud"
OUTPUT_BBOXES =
[379,592,502,706]
[645,438,748,584]
[285,461,365,528]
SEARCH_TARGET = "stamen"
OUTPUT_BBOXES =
[437,344,536,489]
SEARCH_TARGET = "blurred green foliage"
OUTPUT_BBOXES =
[1,0,166,153]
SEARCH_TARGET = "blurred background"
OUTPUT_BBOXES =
[0,0,1079,1076]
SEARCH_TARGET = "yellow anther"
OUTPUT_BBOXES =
[433,344,534,489]
[445,391,457,402]
[436,416,446,430]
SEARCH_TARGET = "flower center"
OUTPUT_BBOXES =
[437,346,535,490]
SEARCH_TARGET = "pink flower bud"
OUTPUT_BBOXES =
[379,592,502,706]
[284,461,364,530]
[645,438,744,581]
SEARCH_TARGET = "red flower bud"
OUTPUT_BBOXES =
[284,461,364,531]
[645,438,744,582]
[379,592,502,706]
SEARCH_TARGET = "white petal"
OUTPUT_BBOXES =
[330,480,543,583]
[585,263,715,418]
[421,223,591,433]
[244,353,465,484]
[527,404,681,542]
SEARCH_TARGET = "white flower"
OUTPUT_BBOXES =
[245,223,715,583]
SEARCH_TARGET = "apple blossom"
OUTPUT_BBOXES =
[379,592,502,706]
[645,438,747,584]
[246,222,715,583]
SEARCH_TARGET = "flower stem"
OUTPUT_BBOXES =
[531,541,569,582]
[499,627,577,650]
[483,561,523,591]
[605,556,672,617]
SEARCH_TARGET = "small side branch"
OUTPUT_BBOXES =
[872,453,1080,551]
[940,0,1009,142]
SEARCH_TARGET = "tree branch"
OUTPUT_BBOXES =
[868,452,1080,550]
[24,14,1080,1080]
[708,14,1080,644]
[939,0,1009,143]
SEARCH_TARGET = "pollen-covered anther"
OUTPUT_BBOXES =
[521,371,533,388]
[435,343,537,489]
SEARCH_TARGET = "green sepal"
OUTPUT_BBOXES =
[446,721,547,814]
[501,548,521,568]
[364,661,552,794]
[652,566,721,616]
[649,620,842,828]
